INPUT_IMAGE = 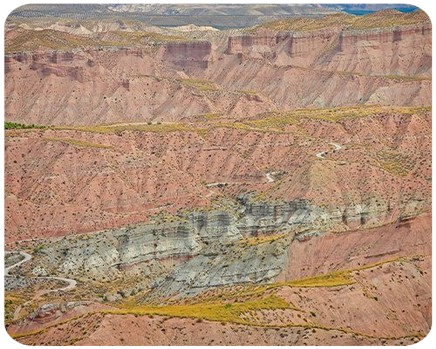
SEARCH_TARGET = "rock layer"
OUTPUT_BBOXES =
[4,18,431,125]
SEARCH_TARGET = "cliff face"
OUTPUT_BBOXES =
[164,41,212,68]
[5,45,275,125]
[28,196,430,301]
[4,22,431,125]
[226,29,341,65]
[225,24,431,76]
[225,22,431,107]
[202,23,431,110]
[334,24,432,75]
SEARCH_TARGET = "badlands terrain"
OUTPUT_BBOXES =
[4,5,432,346]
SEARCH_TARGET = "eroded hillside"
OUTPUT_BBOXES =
[5,10,431,125]
[4,7,432,346]
[4,106,431,242]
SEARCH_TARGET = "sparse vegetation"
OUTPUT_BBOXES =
[3,7,431,344]
[5,28,117,54]
[47,106,430,137]
[245,112,299,130]
[286,256,403,288]
[181,78,217,92]
[257,10,430,32]
[288,270,354,287]
[238,90,258,96]
[240,233,288,247]
[43,137,112,149]
[4,294,24,324]
[5,26,189,54]
[55,122,194,134]
[376,150,413,176]
[383,74,430,82]
[106,295,289,325]
[257,13,356,32]
[5,121,46,130]
[33,244,45,254]
[222,106,430,133]
[107,30,187,44]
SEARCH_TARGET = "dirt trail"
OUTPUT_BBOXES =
[5,251,32,276]
[265,172,275,183]
[5,251,77,293]
[316,142,343,159]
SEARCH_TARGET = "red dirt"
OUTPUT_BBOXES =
[4,108,431,243]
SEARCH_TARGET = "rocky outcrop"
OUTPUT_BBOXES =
[11,191,422,294]
[30,302,91,323]
[32,191,428,300]
[240,196,384,234]
[224,23,431,76]
[32,204,285,299]
[164,41,212,69]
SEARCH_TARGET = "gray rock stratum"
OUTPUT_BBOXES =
[31,193,428,301]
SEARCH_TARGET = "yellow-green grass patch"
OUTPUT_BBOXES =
[106,295,289,325]
[181,78,217,92]
[240,233,288,247]
[42,137,112,149]
[5,294,24,324]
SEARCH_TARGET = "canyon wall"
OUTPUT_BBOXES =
[202,23,431,109]
[164,41,212,69]
[5,23,431,126]
[5,44,275,125]
[224,23,432,76]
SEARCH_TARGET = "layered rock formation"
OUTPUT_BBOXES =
[202,23,431,109]
[6,200,429,315]
[5,45,278,125]
[4,12,431,125]
[225,23,432,76]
